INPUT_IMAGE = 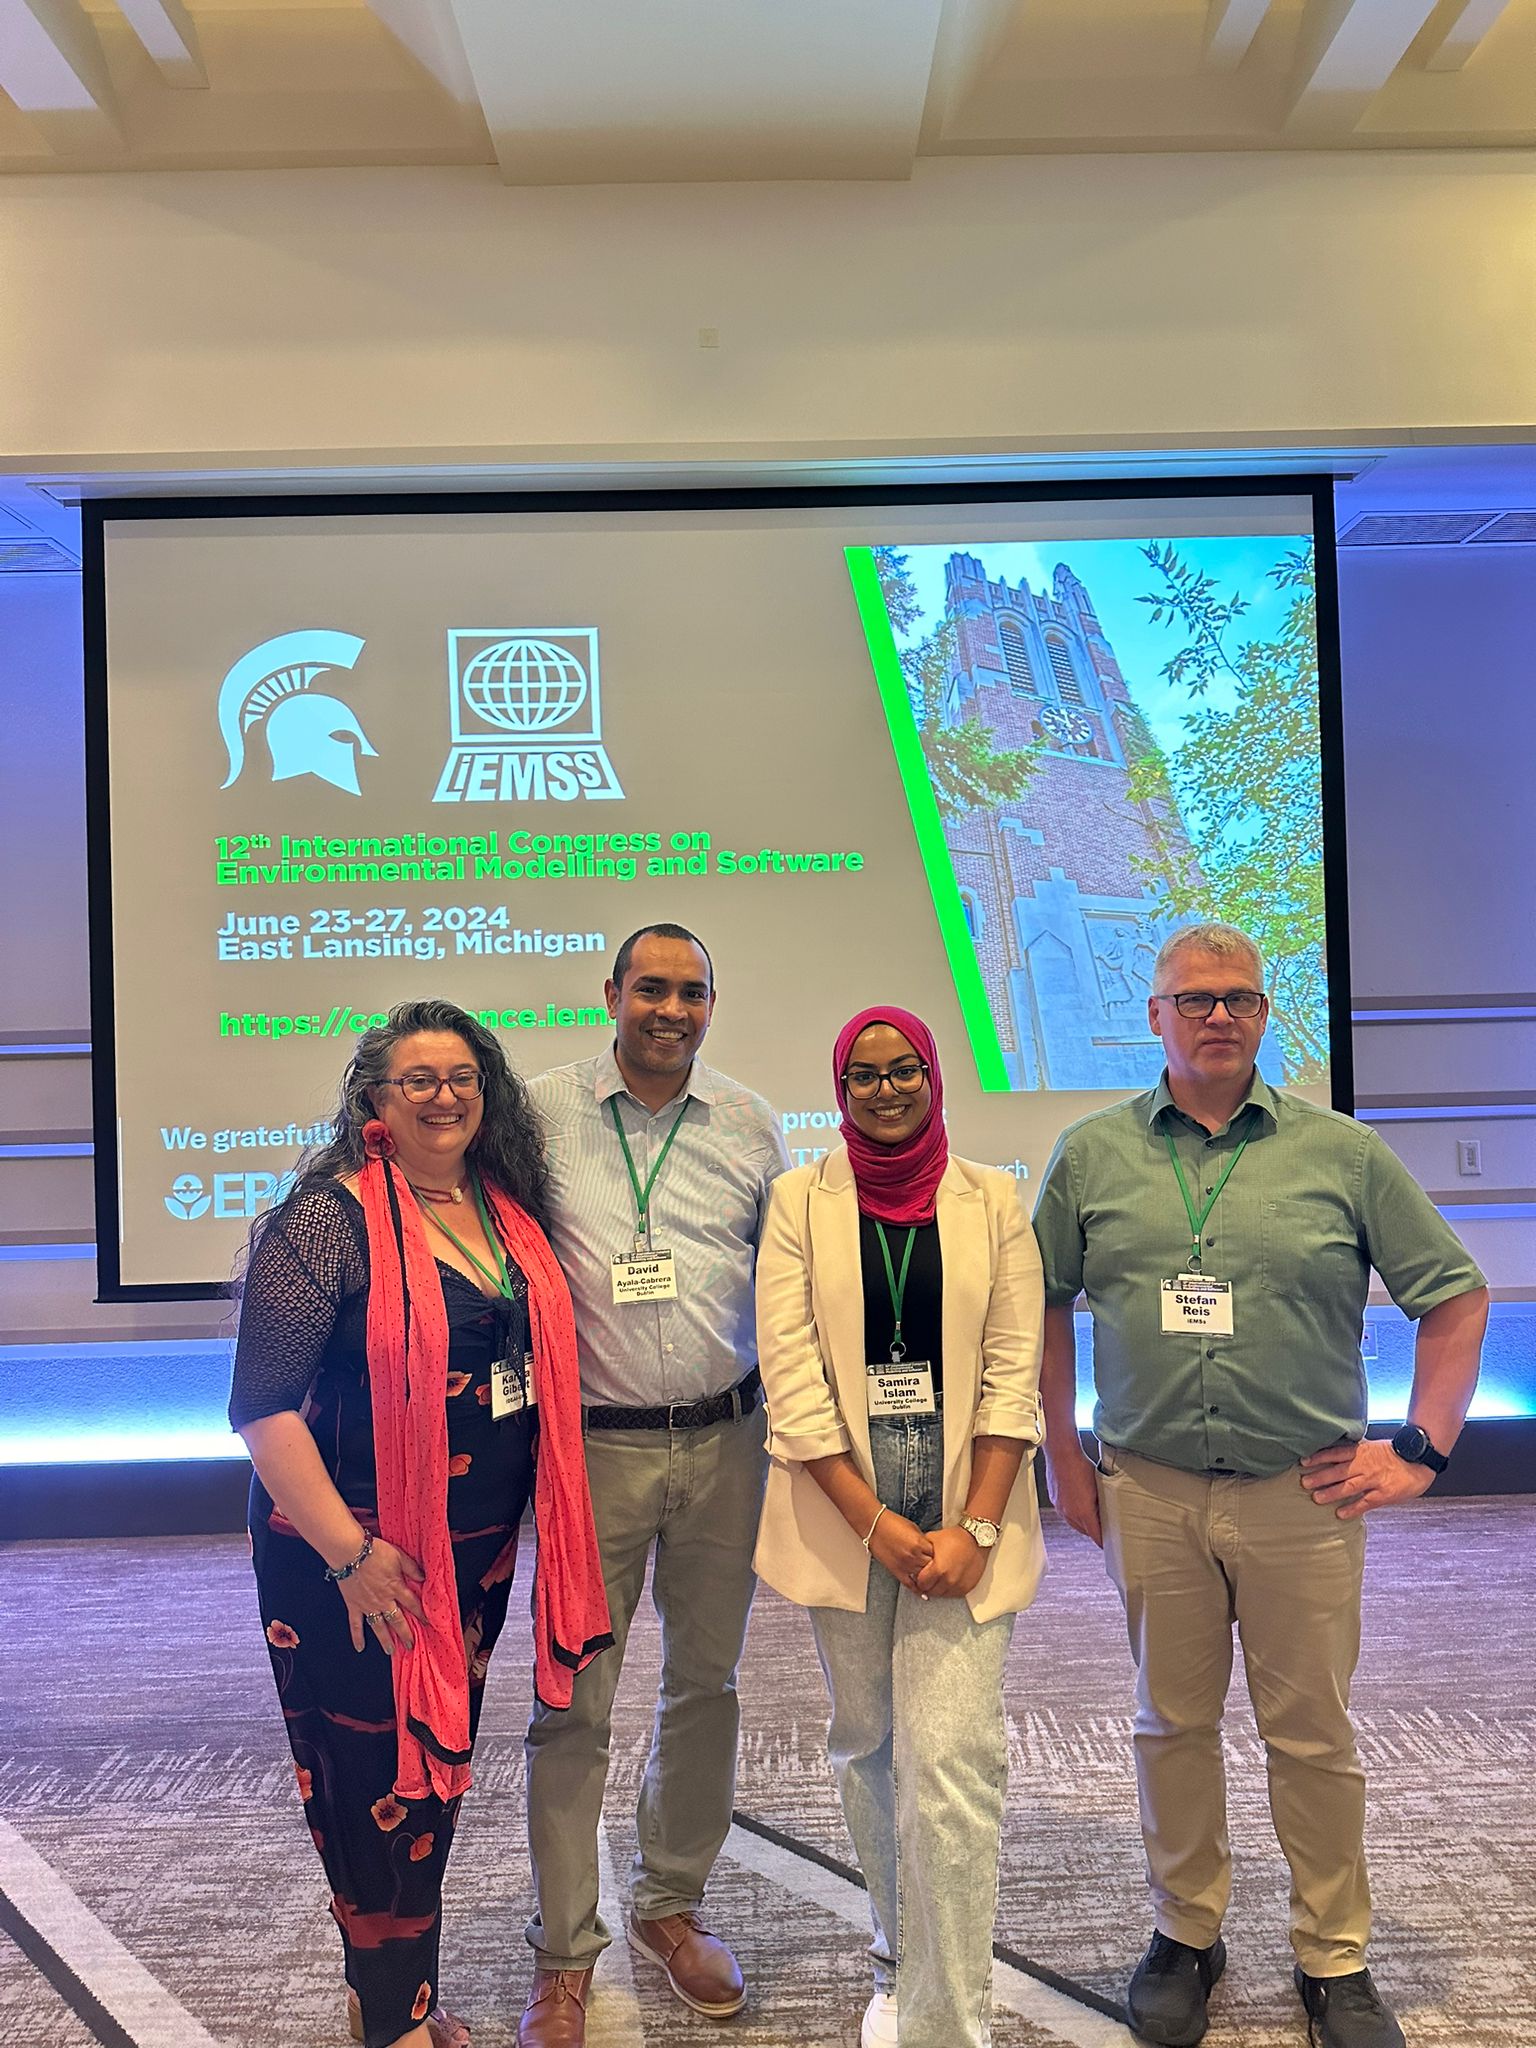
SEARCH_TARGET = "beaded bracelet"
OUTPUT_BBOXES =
[324,1532,373,1582]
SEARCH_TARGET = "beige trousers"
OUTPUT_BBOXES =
[523,1405,767,1972]
[1097,1445,1370,1976]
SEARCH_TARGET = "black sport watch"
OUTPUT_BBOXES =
[1390,1423,1449,1476]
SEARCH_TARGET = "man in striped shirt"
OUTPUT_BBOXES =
[517,922,789,2048]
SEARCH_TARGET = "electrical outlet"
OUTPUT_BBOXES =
[697,327,720,348]
[1359,1323,1377,1361]
[1456,1138,1483,1177]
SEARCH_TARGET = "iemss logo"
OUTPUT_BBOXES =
[433,630,624,804]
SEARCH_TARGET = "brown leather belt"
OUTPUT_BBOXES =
[584,1367,762,1433]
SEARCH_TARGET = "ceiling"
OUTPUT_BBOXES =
[0,0,1532,181]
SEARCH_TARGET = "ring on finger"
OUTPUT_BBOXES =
[381,1606,401,1622]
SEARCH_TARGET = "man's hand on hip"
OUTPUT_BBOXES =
[1299,1437,1435,1518]
[1045,1443,1104,1547]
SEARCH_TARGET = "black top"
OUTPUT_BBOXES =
[859,1213,944,1394]
[229,1179,531,1521]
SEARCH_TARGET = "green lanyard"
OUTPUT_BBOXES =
[609,1095,689,1247]
[1164,1131,1248,1270]
[872,1222,917,1363]
[418,1169,514,1299]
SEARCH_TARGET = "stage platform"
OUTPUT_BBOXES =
[1,1499,1531,2047]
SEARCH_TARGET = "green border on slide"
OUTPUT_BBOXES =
[844,546,1012,1092]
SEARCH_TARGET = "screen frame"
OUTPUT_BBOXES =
[82,475,1351,1302]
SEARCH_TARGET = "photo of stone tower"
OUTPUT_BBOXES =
[856,534,1326,1095]
[930,549,1279,1091]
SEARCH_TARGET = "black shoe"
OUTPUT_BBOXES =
[1294,1966,1406,2048]
[1126,1931,1227,2046]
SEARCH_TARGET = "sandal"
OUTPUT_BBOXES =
[346,1987,471,2047]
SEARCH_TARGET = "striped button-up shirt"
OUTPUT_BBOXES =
[529,1046,790,1408]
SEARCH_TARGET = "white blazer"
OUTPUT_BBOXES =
[753,1145,1047,1623]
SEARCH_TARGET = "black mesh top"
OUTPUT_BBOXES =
[228,1196,536,1515]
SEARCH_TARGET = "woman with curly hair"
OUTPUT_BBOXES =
[231,999,611,2048]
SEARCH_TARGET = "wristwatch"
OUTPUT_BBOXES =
[1390,1423,1449,1476]
[960,1516,1000,1549]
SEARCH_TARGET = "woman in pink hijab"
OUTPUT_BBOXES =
[754,1006,1047,2048]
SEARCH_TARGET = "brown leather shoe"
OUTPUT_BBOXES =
[627,1910,746,2018]
[516,1967,592,2047]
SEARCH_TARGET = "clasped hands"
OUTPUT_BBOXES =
[869,1511,987,1599]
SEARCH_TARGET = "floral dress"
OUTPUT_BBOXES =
[231,1180,536,2048]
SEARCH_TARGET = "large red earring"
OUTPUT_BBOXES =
[362,1118,397,1160]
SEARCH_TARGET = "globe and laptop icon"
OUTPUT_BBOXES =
[457,634,593,735]
[437,625,624,800]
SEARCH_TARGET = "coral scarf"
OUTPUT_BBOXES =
[357,1140,611,1802]
[833,1005,949,1226]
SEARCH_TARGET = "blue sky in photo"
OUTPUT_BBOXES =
[890,533,1314,758]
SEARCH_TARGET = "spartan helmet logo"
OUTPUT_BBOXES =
[217,630,377,796]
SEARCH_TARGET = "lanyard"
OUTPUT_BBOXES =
[418,1170,514,1299]
[609,1094,689,1244]
[872,1222,917,1363]
[1164,1131,1248,1270]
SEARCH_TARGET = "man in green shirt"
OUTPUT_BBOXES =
[1032,924,1486,2048]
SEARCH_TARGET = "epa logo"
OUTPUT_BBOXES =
[165,1171,295,1220]
[165,1174,212,1220]
[433,629,624,804]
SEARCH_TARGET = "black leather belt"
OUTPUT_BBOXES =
[585,1367,762,1433]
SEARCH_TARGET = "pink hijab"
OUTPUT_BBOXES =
[832,1006,949,1225]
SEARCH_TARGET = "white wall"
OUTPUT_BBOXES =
[0,576,87,1034]
[1337,537,1536,1297]
[1340,543,1536,1002]
[1,152,1534,473]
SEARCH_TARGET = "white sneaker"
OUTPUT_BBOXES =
[861,1990,898,2047]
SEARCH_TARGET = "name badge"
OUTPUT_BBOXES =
[1160,1273,1235,1336]
[491,1351,538,1420]
[611,1247,679,1304]
[866,1359,936,1417]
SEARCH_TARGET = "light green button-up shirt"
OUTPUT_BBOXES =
[1031,1070,1486,1477]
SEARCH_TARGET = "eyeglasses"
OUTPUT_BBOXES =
[378,1068,485,1104]
[842,1060,930,1099]
[1156,990,1266,1020]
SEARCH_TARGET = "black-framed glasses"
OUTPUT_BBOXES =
[1157,990,1266,1020]
[378,1067,485,1104]
[841,1059,930,1099]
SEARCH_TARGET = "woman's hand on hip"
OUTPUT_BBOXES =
[868,1511,933,1592]
[339,1540,427,1655]
[914,1525,988,1599]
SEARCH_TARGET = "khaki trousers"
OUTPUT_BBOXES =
[523,1405,767,1973]
[1097,1446,1370,1976]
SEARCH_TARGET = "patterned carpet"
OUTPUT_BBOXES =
[1,1498,1532,2048]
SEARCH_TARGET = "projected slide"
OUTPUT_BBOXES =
[90,490,1340,1291]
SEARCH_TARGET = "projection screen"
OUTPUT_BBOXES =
[85,482,1349,1296]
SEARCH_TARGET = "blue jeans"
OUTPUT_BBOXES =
[810,1413,1015,2048]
